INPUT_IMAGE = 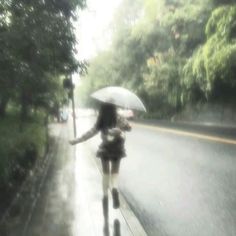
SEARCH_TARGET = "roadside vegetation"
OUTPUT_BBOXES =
[0,111,46,206]
[78,0,236,119]
[0,0,86,207]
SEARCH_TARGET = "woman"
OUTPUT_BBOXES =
[69,103,131,211]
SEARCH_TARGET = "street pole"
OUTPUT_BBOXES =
[70,75,77,138]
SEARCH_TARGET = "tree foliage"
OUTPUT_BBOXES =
[79,0,236,117]
[184,5,236,103]
[0,0,86,119]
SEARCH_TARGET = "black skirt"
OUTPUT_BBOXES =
[96,138,126,161]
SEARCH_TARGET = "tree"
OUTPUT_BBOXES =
[0,1,15,116]
[0,0,86,119]
[185,5,236,103]
[79,0,236,117]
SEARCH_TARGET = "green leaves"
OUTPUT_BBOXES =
[0,0,86,118]
[183,4,236,103]
[79,0,236,116]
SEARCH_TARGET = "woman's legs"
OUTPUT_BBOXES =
[111,159,121,209]
[101,159,110,196]
[101,158,121,209]
[111,159,120,189]
[101,158,121,191]
[101,159,110,221]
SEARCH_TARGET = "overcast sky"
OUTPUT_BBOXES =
[75,0,122,60]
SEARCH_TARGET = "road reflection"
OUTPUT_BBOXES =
[102,218,121,236]
[71,117,138,235]
[103,221,109,236]
[102,195,121,236]
[113,219,121,236]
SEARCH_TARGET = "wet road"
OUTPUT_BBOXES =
[119,123,236,236]
[1,115,236,236]
[82,115,236,236]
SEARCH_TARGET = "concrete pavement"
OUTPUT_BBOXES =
[0,120,147,236]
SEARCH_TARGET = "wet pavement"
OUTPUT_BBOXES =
[80,116,236,236]
[0,119,146,236]
[2,113,236,236]
[121,123,236,236]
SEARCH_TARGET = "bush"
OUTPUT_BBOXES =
[0,113,47,187]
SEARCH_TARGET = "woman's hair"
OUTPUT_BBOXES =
[96,103,117,131]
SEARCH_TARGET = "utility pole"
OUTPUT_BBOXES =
[70,75,77,138]
[63,76,77,138]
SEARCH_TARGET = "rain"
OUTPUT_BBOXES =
[1,0,236,236]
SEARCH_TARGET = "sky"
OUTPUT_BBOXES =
[75,0,122,60]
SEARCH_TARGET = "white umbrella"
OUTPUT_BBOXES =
[91,86,146,112]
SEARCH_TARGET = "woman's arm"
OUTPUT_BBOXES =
[69,126,99,145]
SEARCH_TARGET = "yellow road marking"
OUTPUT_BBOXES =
[133,123,236,145]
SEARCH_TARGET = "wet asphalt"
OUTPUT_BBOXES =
[120,122,236,236]
[1,115,236,236]
[77,115,236,236]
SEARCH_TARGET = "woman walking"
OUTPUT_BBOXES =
[69,103,131,212]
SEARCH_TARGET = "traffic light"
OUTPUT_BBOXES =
[63,78,73,89]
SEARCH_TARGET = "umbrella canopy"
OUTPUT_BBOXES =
[91,86,146,112]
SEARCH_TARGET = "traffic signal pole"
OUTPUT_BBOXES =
[70,75,77,138]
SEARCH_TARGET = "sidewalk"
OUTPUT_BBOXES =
[0,120,147,236]
[70,118,147,236]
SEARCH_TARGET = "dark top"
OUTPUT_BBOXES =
[74,115,131,160]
